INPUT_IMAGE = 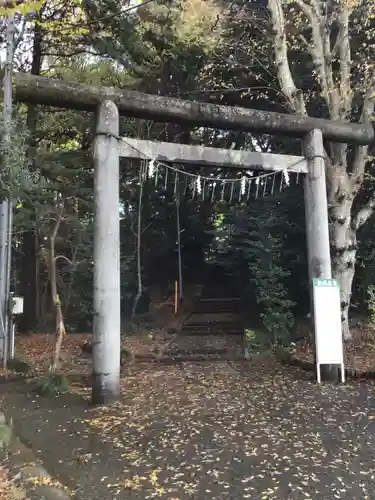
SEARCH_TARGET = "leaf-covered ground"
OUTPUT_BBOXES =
[1,351,375,499]
[293,320,375,373]
[5,332,175,378]
[0,464,24,500]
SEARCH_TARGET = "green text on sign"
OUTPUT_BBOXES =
[313,279,339,287]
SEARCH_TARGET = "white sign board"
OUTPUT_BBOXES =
[12,296,24,315]
[312,278,345,383]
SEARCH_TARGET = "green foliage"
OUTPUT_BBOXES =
[0,0,44,17]
[244,328,267,357]
[279,341,297,356]
[36,373,69,397]
[0,422,12,449]
[211,196,295,346]
[0,112,38,202]
[353,224,375,317]
[120,347,135,365]
[7,0,373,336]
[249,232,295,345]
[6,0,239,332]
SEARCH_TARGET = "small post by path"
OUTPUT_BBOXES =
[304,129,342,382]
[92,100,121,405]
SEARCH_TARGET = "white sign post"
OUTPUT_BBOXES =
[313,278,345,383]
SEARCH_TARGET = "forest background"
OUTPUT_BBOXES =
[0,0,374,348]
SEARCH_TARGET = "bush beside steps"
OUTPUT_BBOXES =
[36,372,69,397]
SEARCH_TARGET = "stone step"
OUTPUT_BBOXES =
[181,327,244,336]
[168,333,243,348]
[200,292,239,299]
[181,275,244,338]
[193,304,242,314]
[136,353,246,363]
[165,347,227,356]
[184,313,241,324]
[199,297,241,303]
[164,335,244,360]
[182,323,243,331]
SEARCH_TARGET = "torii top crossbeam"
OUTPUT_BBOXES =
[15,73,373,145]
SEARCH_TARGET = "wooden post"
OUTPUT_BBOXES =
[304,129,338,381]
[92,100,121,405]
[175,281,178,315]
[175,188,184,302]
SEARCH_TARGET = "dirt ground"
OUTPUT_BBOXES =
[0,464,26,500]
[1,334,375,500]
[293,320,375,373]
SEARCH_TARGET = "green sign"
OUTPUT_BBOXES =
[313,278,339,287]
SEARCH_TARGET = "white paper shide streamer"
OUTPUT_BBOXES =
[121,137,301,203]
[240,176,246,196]
[196,175,202,195]
[283,169,290,186]
[141,151,299,202]
[148,159,156,177]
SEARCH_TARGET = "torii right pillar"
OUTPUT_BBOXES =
[304,129,341,382]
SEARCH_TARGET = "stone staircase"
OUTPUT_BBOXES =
[164,268,245,362]
[181,269,244,336]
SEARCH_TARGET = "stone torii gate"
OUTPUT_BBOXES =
[15,74,373,405]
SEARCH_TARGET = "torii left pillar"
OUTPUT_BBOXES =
[92,100,121,404]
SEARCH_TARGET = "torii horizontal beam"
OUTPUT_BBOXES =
[14,73,374,145]
[120,137,308,173]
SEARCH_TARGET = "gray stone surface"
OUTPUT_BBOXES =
[0,410,73,499]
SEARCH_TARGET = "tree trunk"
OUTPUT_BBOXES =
[49,204,66,371]
[50,294,66,371]
[131,167,144,320]
[336,255,356,341]
[19,20,42,333]
[19,232,38,332]
[266,0,374,345]
[330,197,357,341]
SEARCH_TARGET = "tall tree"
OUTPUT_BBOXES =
[264,0,374,339]
[20,13,43,332]
[9,0,93,331]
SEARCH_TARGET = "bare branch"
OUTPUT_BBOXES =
[352,87,375,227]
[320,8,337,114]
[131,162,146,319]
[267,0,306,114]
[14,18,26,50]
[337,6,352,118]
[295,0,339,118]
[361,87,375,123]
[351,91,374,186]
[354,191,375,230]
[42,49,98,58]
[50,203,64,249]
[54,255,73,266]
[49,200,67,371]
